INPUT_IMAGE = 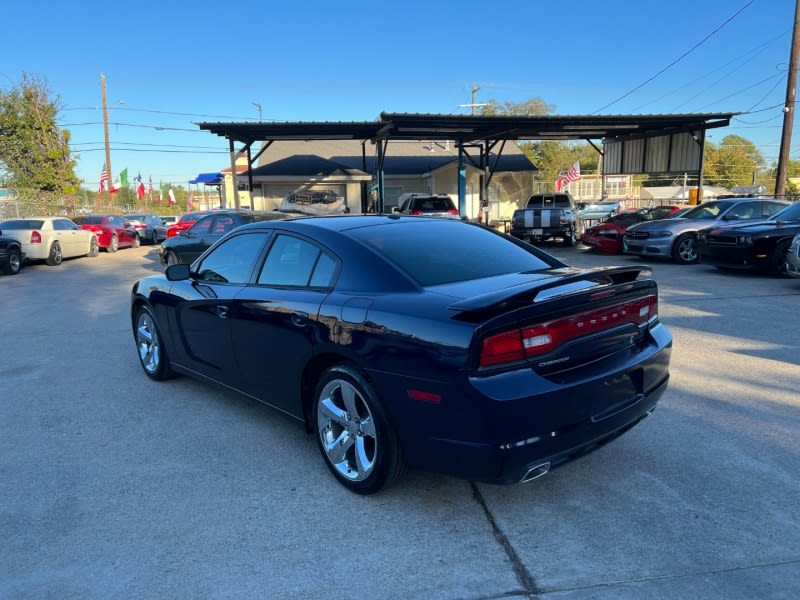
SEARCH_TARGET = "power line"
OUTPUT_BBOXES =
[593,1,754,114]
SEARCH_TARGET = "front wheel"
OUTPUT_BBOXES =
[673,233,698,264]
[108,235,119,253]
[165,250,180,266]
[150,230,158,245]
[46,241,63,266]
[3,248,21,275]
[134,305,174,381]
[88,236,99,257]
[313,365,406,495]
[767,239,792,277]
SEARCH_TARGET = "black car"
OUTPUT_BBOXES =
[132,215,672,494]
[158,209,290,266]
[697,202,800,276]
[0,230,24,275]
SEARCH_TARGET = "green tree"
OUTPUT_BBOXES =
[478,97,601,190]
[703,135,765,189]
[0,73,79,195]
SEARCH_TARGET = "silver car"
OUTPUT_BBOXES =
[623,198,788,264]
[786,233,800,278]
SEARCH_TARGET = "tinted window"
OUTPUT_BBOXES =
[75,216,103,225]
[412,197,454,211]
[770,202,800,221]
[682,200,736,220]
[259,235,327,287]
[0,219,44,230]
[54,219,76,231]
[195,233,268,284]
[527,194,572,208]
[350,221,558,286]
[213,216,236,234]
[190,216,213,235]
[724,202,761,220]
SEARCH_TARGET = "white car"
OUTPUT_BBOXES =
[0,216,99,266]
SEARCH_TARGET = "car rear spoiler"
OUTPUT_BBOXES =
[447,265,653,314]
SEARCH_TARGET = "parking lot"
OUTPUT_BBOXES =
[1,244,799,599]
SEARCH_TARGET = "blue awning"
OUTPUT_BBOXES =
[189,172,222,185]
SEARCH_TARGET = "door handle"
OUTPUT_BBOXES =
[214,305,229,319]
[291,311,309,326]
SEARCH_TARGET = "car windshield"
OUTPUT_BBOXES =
[769,202,800,221]
[0,219,44,229]
[349,220,558,287]
[681,200,737,220]
[583,203,617,210]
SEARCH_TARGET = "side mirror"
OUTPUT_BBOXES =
[391,207,400,214]
[165,263,191,281]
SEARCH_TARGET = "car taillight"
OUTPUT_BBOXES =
[447,209,459,216]
[30,231,42,244]
[410,209,423,215]
[479,295,658,368]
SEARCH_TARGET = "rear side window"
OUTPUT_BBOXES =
[258,234,334,287]
[413,197,454,211]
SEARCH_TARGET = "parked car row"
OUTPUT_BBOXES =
[0,212,176,275]
[577,196,800,278]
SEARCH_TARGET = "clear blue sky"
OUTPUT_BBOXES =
[2,0,796,190]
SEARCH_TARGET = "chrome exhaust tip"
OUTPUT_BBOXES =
[520,462,551,483]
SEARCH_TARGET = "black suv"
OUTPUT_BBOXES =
[0,229,24,275]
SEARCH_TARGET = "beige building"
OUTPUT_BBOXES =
[220,139,538,222]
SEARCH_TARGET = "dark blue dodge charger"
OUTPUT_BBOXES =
[131,215,672,494]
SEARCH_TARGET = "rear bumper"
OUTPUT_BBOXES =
[377,322,673,485]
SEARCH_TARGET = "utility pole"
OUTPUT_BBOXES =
[471,82,480,115]
[100,73,112,197]
[776,0,800,198]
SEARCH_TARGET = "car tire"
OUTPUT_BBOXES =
[165,250,180,266]
[134,305,174,381]
[767,239,792,277]
[3,247,21,275]
[46,241,63,266]
[132,234,141,249]
[88,236,99,257]
[150,230,158,245]
[313,365,406,495]
[563,229,576,247]
[673,233,698,264]
[109,235,118,253]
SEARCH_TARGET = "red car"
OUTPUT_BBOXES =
[166,210,214,238]
[581,206,682,254]
[73,215,140,252]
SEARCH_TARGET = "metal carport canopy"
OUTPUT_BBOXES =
[197,111,737,211]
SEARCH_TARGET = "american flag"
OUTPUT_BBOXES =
[563,161,581,184]
[98,163,110,193]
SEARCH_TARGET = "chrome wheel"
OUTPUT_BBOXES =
[4,248,21,275]
[109,235,118,253]
[89,236,99,257]
[317,377,377,482]
[166,250,179,266]
[132,234,141,248]
[134,306,173,380]
[674,234,698,264]
[47,242,62,266]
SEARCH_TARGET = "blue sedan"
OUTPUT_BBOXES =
[131,215,672,494]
